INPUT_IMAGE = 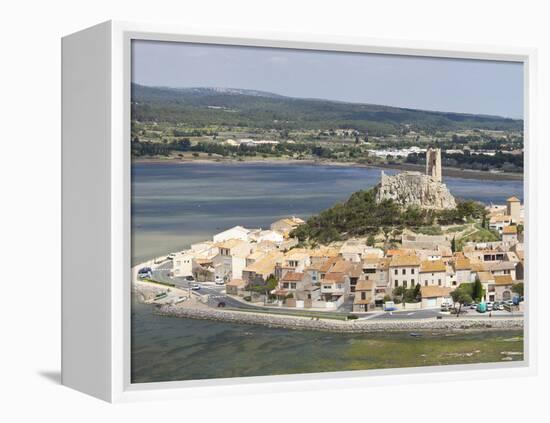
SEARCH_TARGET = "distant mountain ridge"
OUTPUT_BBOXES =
[131,83,523,135]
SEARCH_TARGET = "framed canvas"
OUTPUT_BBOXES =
[61,21,538,402]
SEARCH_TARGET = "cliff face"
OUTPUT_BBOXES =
[376,171,456,210]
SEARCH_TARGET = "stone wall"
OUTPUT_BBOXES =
[376,171,456,210]
[156,304,523,333]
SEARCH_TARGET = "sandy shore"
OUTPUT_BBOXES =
[133,157,523,181]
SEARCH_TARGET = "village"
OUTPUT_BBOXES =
[134,149,525,320]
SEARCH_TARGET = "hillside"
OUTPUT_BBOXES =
[131,84,523,136]
[291,188,486,244]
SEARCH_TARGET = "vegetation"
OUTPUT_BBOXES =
[450,283,476,317]
[512,282,524,297]
[291,188,487,244]
[392,284,422,303]
[132,84,523,135]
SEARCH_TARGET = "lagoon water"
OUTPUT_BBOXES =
[131,162,524,383]
[132,162,523,264]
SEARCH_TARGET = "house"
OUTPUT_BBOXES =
[270,216,305,238]
[485,261,517,280]
[276,249,311,277]
[389,254,420,289]
[339,241,367,262]
[226,279,247,296]
[477,271,496,301]
[352,279,376,312]
[249,229,284,245]
[419,260,447,287]
[242,251,284,286]
[506,196,521,223]
[320,272,348,303]
[279,271,306,292]
[453,256,472,286]
[212,225,251,243]
[489,215,512,233]
[493,274,515,301]
[172,252,195,277]
[420,286,452,308]
[502,225,518,246]
[212,239,251,281]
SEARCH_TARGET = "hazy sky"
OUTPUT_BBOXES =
[132,40,523,119]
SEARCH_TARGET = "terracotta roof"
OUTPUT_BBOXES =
[243,251,283,276]
[323,272,345,283]
[494,275,514,285]
[507,196,520,202]
[331,259,354,273]
[470,261,487,272]
[454,257,471,271]
[420,260,446,273]
[281,271,304,282]
[502,225,518,234]
[477,271,494,283]
[387,249,414,257]
[320,256,339,273]
[356,280,375,291]
[349,263,363,278]
[421,286,452,298]
[214,239,249,249]
[226,279,246,288]
[390,255,420,267]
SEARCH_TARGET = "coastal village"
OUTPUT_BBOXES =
[135,148,524,319]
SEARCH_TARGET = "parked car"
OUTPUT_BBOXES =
[496,302,505,311]
[486,302,493,312]
[137,267,152,279]
[191,283,201,290]
[214,275,225,285]
[185,275,196,282]
[470,303,478,309]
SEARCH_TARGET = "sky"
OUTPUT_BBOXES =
[132,40,524,119]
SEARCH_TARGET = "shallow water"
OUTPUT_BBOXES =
[131,301,524,383]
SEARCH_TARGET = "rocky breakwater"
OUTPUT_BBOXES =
[376,171,456,210]
[155,304,523,333]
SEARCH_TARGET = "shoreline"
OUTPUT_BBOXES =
[154,303,524,334]
[132,157,523,181]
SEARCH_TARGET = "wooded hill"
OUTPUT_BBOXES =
[132,84,523,136]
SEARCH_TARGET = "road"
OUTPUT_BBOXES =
[147,260,522,321]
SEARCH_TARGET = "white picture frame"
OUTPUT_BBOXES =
[61,20,538,403]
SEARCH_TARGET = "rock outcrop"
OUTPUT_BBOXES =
[376,171,456,210]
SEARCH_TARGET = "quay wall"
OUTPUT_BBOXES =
[155,305,523,333]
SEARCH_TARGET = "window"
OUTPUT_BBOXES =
[438,279,442,286]
[411,279,414,285]
[290,283,297,289]
[411,269,415,274]
[402,269,406,275]
[404,281,408,288]
[337,284,343,290]
[361,292,366,300]
[395,280,398,287]
[394,269,398,275]
[424,281,428,286]
[283,283,289,288]
[323,285,331,290]
[452,281,457,286]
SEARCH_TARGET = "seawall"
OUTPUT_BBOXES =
[155,305,523,333]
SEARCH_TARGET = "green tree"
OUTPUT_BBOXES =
[450,288,473,318]
[512,282,524,297]
[451,236,456,253]
[472,278,484,302]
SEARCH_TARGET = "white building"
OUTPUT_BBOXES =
[213,226,251,243]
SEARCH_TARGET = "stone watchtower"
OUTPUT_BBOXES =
[426,148,442,182]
